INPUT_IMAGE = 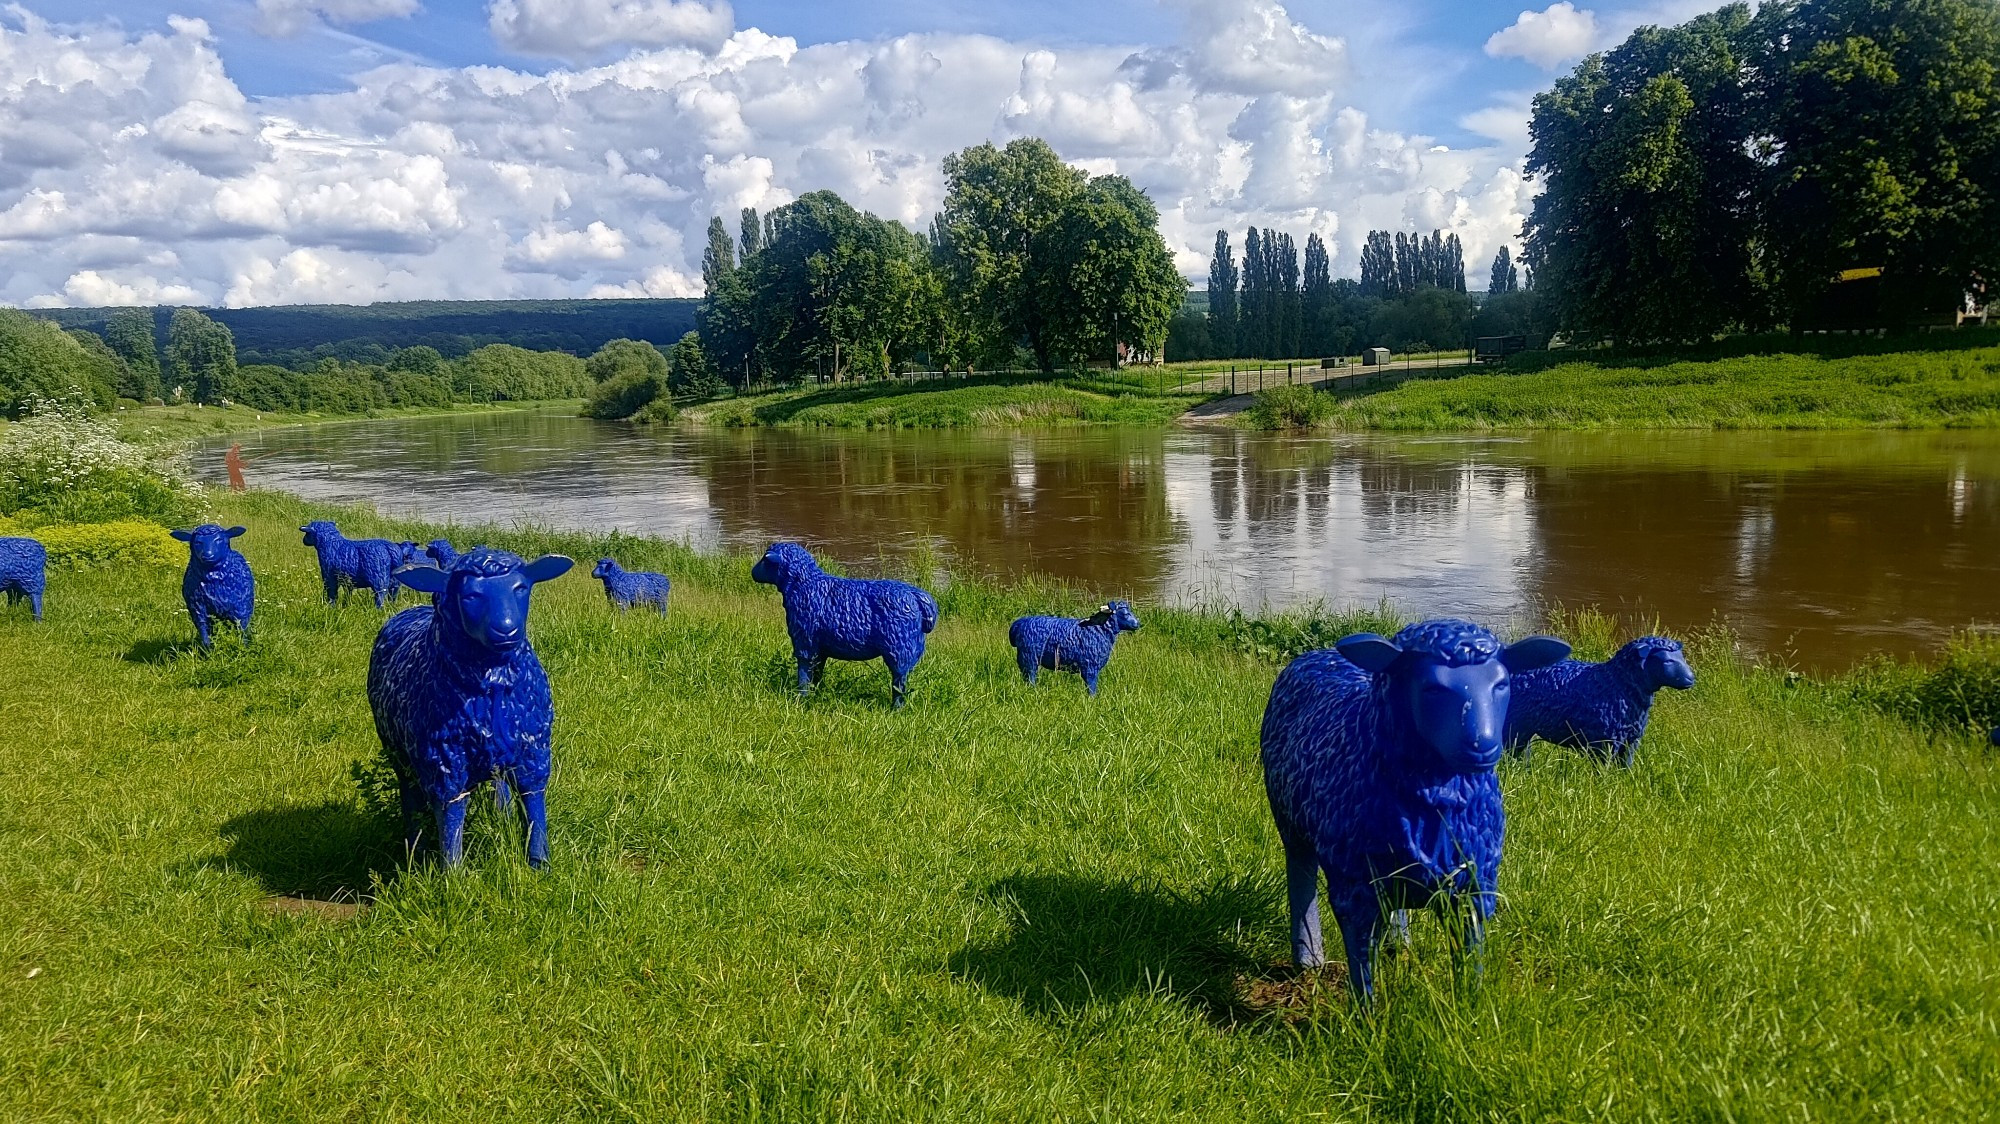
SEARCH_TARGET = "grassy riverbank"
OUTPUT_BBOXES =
[1323,340,2000,431]
[684,374,1209,429]
[3,490,1997,1119]
[112,399,584,445]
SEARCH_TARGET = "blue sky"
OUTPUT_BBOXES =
[0,0,1723,306]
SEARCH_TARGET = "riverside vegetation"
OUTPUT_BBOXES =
[2,487,1997,1119]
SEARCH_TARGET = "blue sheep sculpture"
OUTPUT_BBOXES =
[1503,636,1695,767]
[1008,600,1142,695]
[592,558,671,614]
[367,547,574,867]
[172,524,254,650]
[750,542,938,709]
[0,536,47,622]
[300,519,406,608]
[1990,727,1999,748]
[1261,619,1569,1001]
[425,539,461,568]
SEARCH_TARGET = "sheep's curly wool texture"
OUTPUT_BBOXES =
[425,540,460,568]
[0,536,46,621]
[367,547,567,867]
[175,524,253,649]
[1008,600,1141,695]
[592,558,671,614]
[301,520,406,609]
[1260,619,1522,1000]
[1504,636,1693,766]
[751,542,938,708]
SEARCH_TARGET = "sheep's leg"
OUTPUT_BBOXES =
[1332,894,1382,1004]
[399,776,425,855]
[191,604,213,650]
[1617,739,1637,768]
[322,573,339,605]
[1083,669,1101,697]
[1280,836,1325,969]
[520,787,549,869]
[494,771,514,813]
[794,652,815,697]
[810,656,827,685]
[29,590,42,622]
[886,657,913,710]
[437,793,469,867]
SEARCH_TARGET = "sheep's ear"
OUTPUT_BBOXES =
[1337,633,1403,672]
[170,529,194,542]
[1502,636,1571,672]
[396,565,450,595]
[225,526,247,538]
[524,555,574,584]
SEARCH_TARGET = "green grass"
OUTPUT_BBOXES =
[1329,343,2000,430]
[113,399,584,445]
[684,374,1209,429]
[3,490,1998,1120]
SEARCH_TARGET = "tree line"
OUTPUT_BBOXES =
[4,305,715,420]
[1526,0,2000,345]
[697,138,1185,383]
[1166,225,1519,361]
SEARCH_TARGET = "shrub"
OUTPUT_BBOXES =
[0,393,205,526]
[582,368,669,420]
[633,396,679,425]
[1246,383,1335,429]
[29,519,183,570]
[586,338,670,385]
[1847,631,2000,736]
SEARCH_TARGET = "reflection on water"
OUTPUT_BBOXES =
[204,411,2000,669]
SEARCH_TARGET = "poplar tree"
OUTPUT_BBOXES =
[1206,230,1238,359]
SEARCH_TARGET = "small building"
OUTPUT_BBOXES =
[1362,347,1391,366]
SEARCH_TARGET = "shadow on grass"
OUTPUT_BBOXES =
[739,373,1048,423]
[950,872,1322,1027]
[209,801,402,902]
[122,636,206,664]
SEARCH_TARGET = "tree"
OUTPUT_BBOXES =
[1761,0,2000,326]
[746,191,936,381]
[666,331,722,397]
[104,310,162,402]
[1489,246,1520,293]
[0,311,118,414]
[935,138,1089,371]
[1240,226,1267,357]
[166,308,237,404]
[1206,231,1238,359]
[1359,231,1396,297]
[1033,175,1185,367]
[738,207,763,261]
[1302,233,1333,355]
[698,214,757,387]
[1274,232,1301,357]
[585,338,670,385]
[1524,4,1770,343]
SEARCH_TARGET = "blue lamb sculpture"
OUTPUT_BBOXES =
[425,539,461,568]
[1008,600,1142,695]
[0,535,47,621]
[750,541,938,709]
[592,558,671,614]
[300,519,407,608]
[172,524,254,649]
[1503,636,1695,767]
[367,548,573,867]
[1261,619,1569,1001]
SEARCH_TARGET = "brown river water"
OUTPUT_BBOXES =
[201,410,2000,670]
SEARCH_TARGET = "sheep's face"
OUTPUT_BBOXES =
[397,549,574,656]
[591,558,614,579]
[300,520,337,548]
[396,542,420,563]
[1340,623,1571,772]
[1638,639,1696,691]
[173,524,246,566]
[425,541,457,565]
[751,542,817,588]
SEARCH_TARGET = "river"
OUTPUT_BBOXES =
[200,410,2000,669]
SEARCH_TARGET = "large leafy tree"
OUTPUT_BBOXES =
[747,191,937,380]
[166,308,238,404]
[1761,0,2000,324]
[1033,175,1185,367]
[104,310,162,402]
[698,214,757,387]
[1523,3,1770,344]
[935,138,1089,371]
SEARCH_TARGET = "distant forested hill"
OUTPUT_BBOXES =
[33,299,699,367]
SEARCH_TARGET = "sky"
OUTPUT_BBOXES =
[0,0,1731,307]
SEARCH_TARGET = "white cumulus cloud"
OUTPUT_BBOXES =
[0,1,1541,307]
[1485,3,1599,69]
[488,0,735,62]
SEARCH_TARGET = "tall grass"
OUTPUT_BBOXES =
[1331,345,2000,430]
[2,489,1996,1120]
